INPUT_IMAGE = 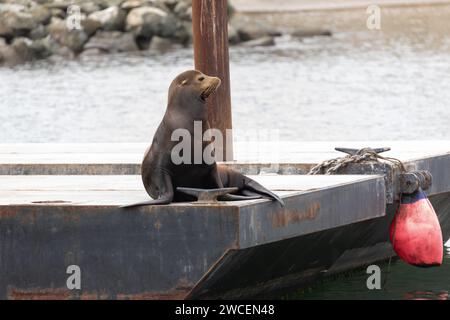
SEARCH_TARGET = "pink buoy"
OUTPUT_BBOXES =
[390,188,443,267]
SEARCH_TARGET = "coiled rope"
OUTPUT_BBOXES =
[308,147,406,175]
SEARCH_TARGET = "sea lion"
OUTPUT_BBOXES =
[123,70,284,207]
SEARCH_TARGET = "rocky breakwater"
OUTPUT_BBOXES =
[0,0,192,65]
[0,0,331,66]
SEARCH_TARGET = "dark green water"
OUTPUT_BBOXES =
[287,246,450,300]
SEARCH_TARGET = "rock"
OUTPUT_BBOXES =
[227,2,235,19]
[126,6,167,29]
[171,21,190,44]
[43,1,72,11]
[53,43,75,58]
[29,23,48,39]
[96,0,124,9]
[0,0,34,5]
[179,20,192,43]
[240,36,275,47]
[173,0,191,21]
[228,23,240,44]
[29,5,52,25]
[291,29,332,38]
[48,17,89,53]
[79,2,102,15]
[135,35,151,50]
[79,47,106,57]
[163,0,179,10]
[121,0,145,10]
[88,6,126,31]
[49,8,65,19]
[126,6,178,38]
[0,11,38,37]
[121,0,139,10]
[185,7,192,21]
[0,3,27,14]
[80,18,102,37]
[84,31,138,53]
[0,40,18,66]
[10,37,34,63]
[236,23,282,42]
[0,21,13,39]
[29,36,55,59]
[148,35,181,51]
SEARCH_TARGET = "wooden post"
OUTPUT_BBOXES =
[192,0,233,161]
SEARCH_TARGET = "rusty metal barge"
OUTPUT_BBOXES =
[1,141,449,299]
[2,0,449,300]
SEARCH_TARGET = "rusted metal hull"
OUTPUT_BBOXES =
[3,180,450,299]
[0,205,239,300]
[0,175,392,300]
[191,192,450,299]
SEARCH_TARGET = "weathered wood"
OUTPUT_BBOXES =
[192,0,233,161]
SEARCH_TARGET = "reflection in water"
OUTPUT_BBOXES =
[1,6,450,142]
[403,291,449,300]
[288,246,450,300]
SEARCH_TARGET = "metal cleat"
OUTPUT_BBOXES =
[399,170,432,194]
[335,147,391,156]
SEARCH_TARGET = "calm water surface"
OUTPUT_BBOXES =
[1,7,450,142]
[1,6,450,300]
[288,246,450,300]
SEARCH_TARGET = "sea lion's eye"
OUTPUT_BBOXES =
[198,77,205,82]
[181,79,188,85]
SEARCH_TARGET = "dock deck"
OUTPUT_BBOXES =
[2,141,450,198]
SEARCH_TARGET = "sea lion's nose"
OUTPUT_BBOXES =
[209,76,221,88]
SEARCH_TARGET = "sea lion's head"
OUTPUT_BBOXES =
[168,70,221,108]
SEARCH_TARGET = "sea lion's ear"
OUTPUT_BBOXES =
[180,79,188,86]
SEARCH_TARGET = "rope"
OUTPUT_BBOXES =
[308,148,406,175]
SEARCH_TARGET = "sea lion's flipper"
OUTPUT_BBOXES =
[218,193,262,201]
[119,196,173,208]
[241,189,264,198]
[121,170,174,208]
[218,165,285,207]
[244,179,285,207]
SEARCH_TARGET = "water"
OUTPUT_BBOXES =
[1,5,450,299]
[1,7,450,142]
[287,246,450,300]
